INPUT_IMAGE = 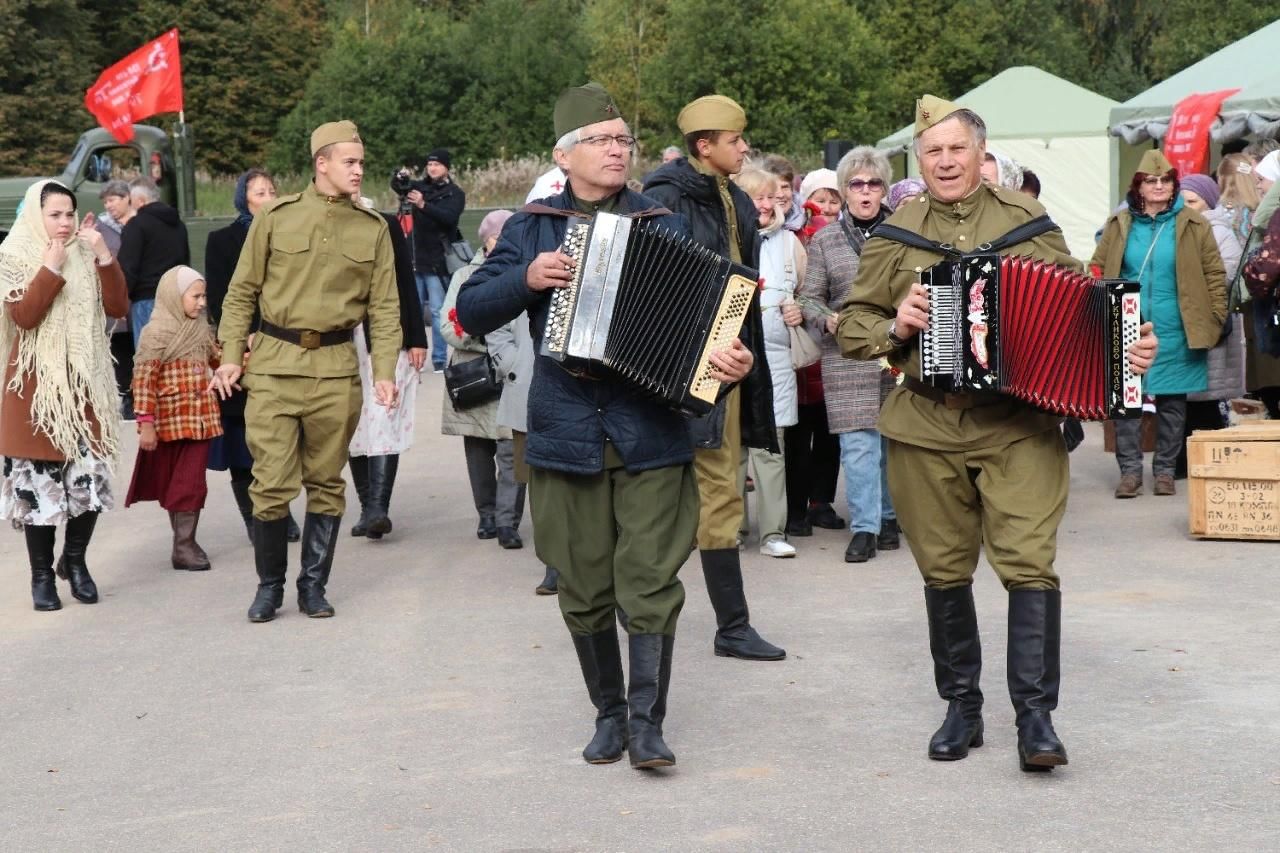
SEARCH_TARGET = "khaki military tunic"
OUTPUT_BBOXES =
[219,184,402,518]
[837,184,1080,590]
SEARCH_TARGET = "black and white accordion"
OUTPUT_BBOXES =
[541,211,758,415]
[919,254,1143,421]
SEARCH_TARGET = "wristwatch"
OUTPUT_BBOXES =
[887,321,906,348]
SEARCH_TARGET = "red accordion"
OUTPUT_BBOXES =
[920,254,1142,421]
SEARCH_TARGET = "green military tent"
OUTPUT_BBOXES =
[1108,19,1280,205]
[877,66,1118,261]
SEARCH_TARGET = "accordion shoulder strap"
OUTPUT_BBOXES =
[871,214,1060,258]
[518,202,674,220]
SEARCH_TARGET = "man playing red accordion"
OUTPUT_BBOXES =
[838,95,1158,772]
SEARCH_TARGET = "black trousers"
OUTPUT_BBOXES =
[784,401,840,523]
[110,331,134,396]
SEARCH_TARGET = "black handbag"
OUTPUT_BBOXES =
[444,352,502,410]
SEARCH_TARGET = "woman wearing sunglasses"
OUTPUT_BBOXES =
[1092,150,1227,499]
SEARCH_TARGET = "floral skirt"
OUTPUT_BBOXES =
[0,445,115,528]
[349,325,420,457]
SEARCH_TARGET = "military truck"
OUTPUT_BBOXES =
[0,124,196,239]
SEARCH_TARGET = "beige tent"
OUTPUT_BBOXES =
[877,66,1118,260]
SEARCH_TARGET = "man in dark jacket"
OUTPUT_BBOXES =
[643,94,785,663]
[406,148,465,371]
[457,82,755,770]
[117,177,190,347]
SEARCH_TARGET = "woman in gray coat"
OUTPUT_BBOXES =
[442,212,524,548]
[798,147,898,564]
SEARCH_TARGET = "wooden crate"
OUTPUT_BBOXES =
[1188,422,1280,540]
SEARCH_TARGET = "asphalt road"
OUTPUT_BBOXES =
[2,375,1277,852]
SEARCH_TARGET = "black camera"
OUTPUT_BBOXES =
[390,168,428,197]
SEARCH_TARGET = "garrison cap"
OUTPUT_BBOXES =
[1136,149,1175,177]
[677,95,747,135]
[554,82,621,139]
[310,120,362,157]
[914,94,962,137]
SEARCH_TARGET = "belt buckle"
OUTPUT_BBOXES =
[299,330,321,349]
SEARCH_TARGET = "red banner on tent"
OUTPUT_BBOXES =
[84,29,184,143]
[1163,88,1240,178]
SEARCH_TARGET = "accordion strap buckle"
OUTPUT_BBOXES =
[974,242,994,252]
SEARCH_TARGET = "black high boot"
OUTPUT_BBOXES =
[58,511,100,604]
[285,512,301,543]
[364,454,399,539]
[297,513,341,617]
[26,525,61,611]
[1008,588,1069,772]
[925,585,985,760]
[229,475,255,544]
[571,629,629,764]
[627,634,676,768]
[348,455,372,537]
[247,516,290,622]
[700,548,785,661]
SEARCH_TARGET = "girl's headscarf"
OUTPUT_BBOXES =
[987,151,1024,191]
[134,265,216,365]
[0,180,120,462]
[233,170,258,229]
[887,178,926,211]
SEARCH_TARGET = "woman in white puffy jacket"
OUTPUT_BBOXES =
[735,168,807,557]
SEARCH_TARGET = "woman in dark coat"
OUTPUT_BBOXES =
[204,169,299,541]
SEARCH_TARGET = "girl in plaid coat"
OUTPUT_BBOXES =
[125,265,223,570]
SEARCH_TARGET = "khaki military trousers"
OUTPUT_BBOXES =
[530,445,699,636]
[245,374,363,519]
[695,386,744,550]
[885,428,1068,591]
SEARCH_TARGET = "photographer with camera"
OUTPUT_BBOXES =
[398,148,465,373]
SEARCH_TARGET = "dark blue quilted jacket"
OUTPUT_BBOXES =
[455,187,695,475]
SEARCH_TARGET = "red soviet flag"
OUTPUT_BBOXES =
[85,29,184,143]
[1163,88,1240,178]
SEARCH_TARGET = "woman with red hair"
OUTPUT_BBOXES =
[1092,150,1227,498]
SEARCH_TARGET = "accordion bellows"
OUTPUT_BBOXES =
[542,212,758,415]
[920,254,1143,421]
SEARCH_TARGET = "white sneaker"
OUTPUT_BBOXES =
[759,538,797,558]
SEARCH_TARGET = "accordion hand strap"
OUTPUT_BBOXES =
[872,214,1059,258]
[519,202,674,219]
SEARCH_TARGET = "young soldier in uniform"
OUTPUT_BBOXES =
[211,121,402,623]
[643,95,785,662]
[838,96,1158,771]
[456,83,755,769]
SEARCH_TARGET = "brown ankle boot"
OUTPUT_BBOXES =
[1152,474,1176,496]
[170,511,212,571]
[1114,473,1142,499]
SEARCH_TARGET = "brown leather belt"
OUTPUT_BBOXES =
[903,376,1002,411]
[259,320,354,350]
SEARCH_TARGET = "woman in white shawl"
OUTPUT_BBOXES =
[0,180,128,611]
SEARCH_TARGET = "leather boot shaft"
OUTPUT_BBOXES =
[297,513,341,617]
[170,511,211,571]
[230,478,255,544]
[626,633,676,768]
[571,629,628,764]
[26,525,61,611]
[364,454,398,537]
[248,516,291,622]
[59,511,99,604]
[700,548,785,661]
[924,585,985,760]
[349,455,371,537]
[1008,588,1068,770]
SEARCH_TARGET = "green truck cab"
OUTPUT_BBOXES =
[0,125,193,238]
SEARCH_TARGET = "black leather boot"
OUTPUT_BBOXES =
[26,525,61,611]
[877,518,901,551]
[844,531,877,563]
[924,585,985,760]
[1008,588,1068,772]
[349,455,372,537]
[627,634,675,768]
[364,454,398,538]
[247,516,290,622]
[701,549,785,661]
[535,566,559,595]
[285,512,301,543]
[229,476,255,544]
[58,511,100,604]
[297,513,341,617]
[572,629,628,764]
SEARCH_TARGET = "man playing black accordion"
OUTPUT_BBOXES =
[456,83,755,770]
[838,95,1158,772]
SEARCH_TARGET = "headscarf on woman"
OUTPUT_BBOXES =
[0,180,120,462]
[232,170,257,229]
[987,151,1024,191]
[134,265,216,364]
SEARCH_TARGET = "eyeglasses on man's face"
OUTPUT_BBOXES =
[847,179,885,192]
[580,134,637,149]
[1141,175,1174,186]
